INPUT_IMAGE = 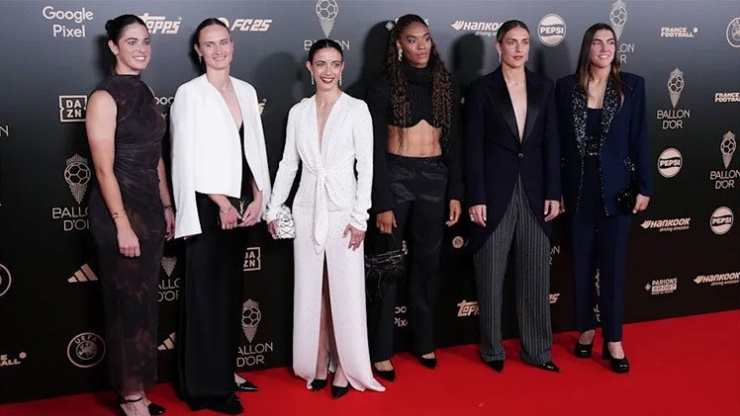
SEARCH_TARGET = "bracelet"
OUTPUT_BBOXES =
[163,205,173,211]
[111,211,127,220]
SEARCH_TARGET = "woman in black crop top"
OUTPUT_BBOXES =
[364,14,462,381]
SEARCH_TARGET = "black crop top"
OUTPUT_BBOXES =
[365,61,464,213]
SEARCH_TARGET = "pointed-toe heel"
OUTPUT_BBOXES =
[331,384,349,399]
[484,359,504,373]
[374,367,395,382]
[419,356,437,369]
[309,378,327,392]
[147,401,166,415]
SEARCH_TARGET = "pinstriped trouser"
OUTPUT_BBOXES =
[473,178,553,364]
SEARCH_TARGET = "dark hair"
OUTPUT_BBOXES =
[105,14,146,44]
[384,14,452,146]
[307,39,343,63]
[192,18,229,48]
[576,23,624,101]
[496,20,529,43]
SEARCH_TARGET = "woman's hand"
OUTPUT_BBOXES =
[446,199,461,227]
[219,205,240,230]
[375,210,396,235]
[344,224,365,251]
[267,219,278,239]
[544,200,561,222]
[164,207,175,240]
[239,200,262,227]
[633,194,650,214]
[117,226,140,258]
[469,204,487,227]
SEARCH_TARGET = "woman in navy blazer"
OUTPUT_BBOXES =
[556,23,652,374]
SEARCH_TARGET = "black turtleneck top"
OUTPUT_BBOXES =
[365,61,464,213]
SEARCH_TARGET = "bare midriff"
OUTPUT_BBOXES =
[386,120,442,157]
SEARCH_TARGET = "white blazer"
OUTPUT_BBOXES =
[265,93,373,252]
[171,74,271,238]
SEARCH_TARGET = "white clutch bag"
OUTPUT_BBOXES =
[274,205,295,239]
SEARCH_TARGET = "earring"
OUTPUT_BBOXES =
[498,53,501,62]
[310,73,315,85]
[198,55,203,64]
[397,49,403,61]
[339,73,343,86]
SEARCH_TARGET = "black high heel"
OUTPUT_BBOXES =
[309,378,327,391]
[602,343,630,374]
[373,363,396,382]
[419,355,437,369]
[147,400,166,415]
[331,384,349,399]
[574,341,593,358]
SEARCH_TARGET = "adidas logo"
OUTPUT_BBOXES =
[68,264,98,283]
[158,333,176,351]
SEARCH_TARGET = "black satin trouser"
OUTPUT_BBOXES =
[365,154,447,362]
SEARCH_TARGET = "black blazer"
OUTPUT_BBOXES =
[463,67,561,251]
[555,72,653,217]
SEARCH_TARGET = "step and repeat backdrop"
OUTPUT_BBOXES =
[1,0,738,403]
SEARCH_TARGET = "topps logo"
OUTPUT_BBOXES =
[139,13,181,34]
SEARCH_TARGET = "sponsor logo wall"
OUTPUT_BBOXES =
[0,0,737,403]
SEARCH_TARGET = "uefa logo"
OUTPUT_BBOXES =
[0,264,11,297]
[710,206,734,235]
[538,14,566,47]
[64,154,91,204]
[657,148,682,178]
[727,17,740,48]
[161,257,177,277]
[721,131,736,169]
[67,332,106,368]
[316,0,339,37]
[241,299,262,343]
[667,68,684,109]
[609,0,628,40]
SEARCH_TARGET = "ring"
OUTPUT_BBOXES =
[470,215,475,220]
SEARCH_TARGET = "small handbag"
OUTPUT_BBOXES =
[273,204,295,239]
[615,158,638,215]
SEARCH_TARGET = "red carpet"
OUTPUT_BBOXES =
[2,310,738,416]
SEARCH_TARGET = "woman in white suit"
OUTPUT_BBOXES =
[170,18,271,415]
[266,39,384,399]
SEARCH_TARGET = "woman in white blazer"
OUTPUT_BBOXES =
[170,18,271,415]
[266,39,384,399]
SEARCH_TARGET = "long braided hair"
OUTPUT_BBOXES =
[384,14,453,146]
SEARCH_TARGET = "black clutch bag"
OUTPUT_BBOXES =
[615,185,637,215]
[616,158,638,215]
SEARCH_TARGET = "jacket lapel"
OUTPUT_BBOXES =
[489,68,519,141]
[599,78,620,149]
[522,69,543,144]
[570,81,588,157]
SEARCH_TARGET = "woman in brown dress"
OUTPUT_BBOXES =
[86,14,175,416]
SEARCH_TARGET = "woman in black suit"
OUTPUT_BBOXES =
[464,20,561,374]
[555,23,652,373]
